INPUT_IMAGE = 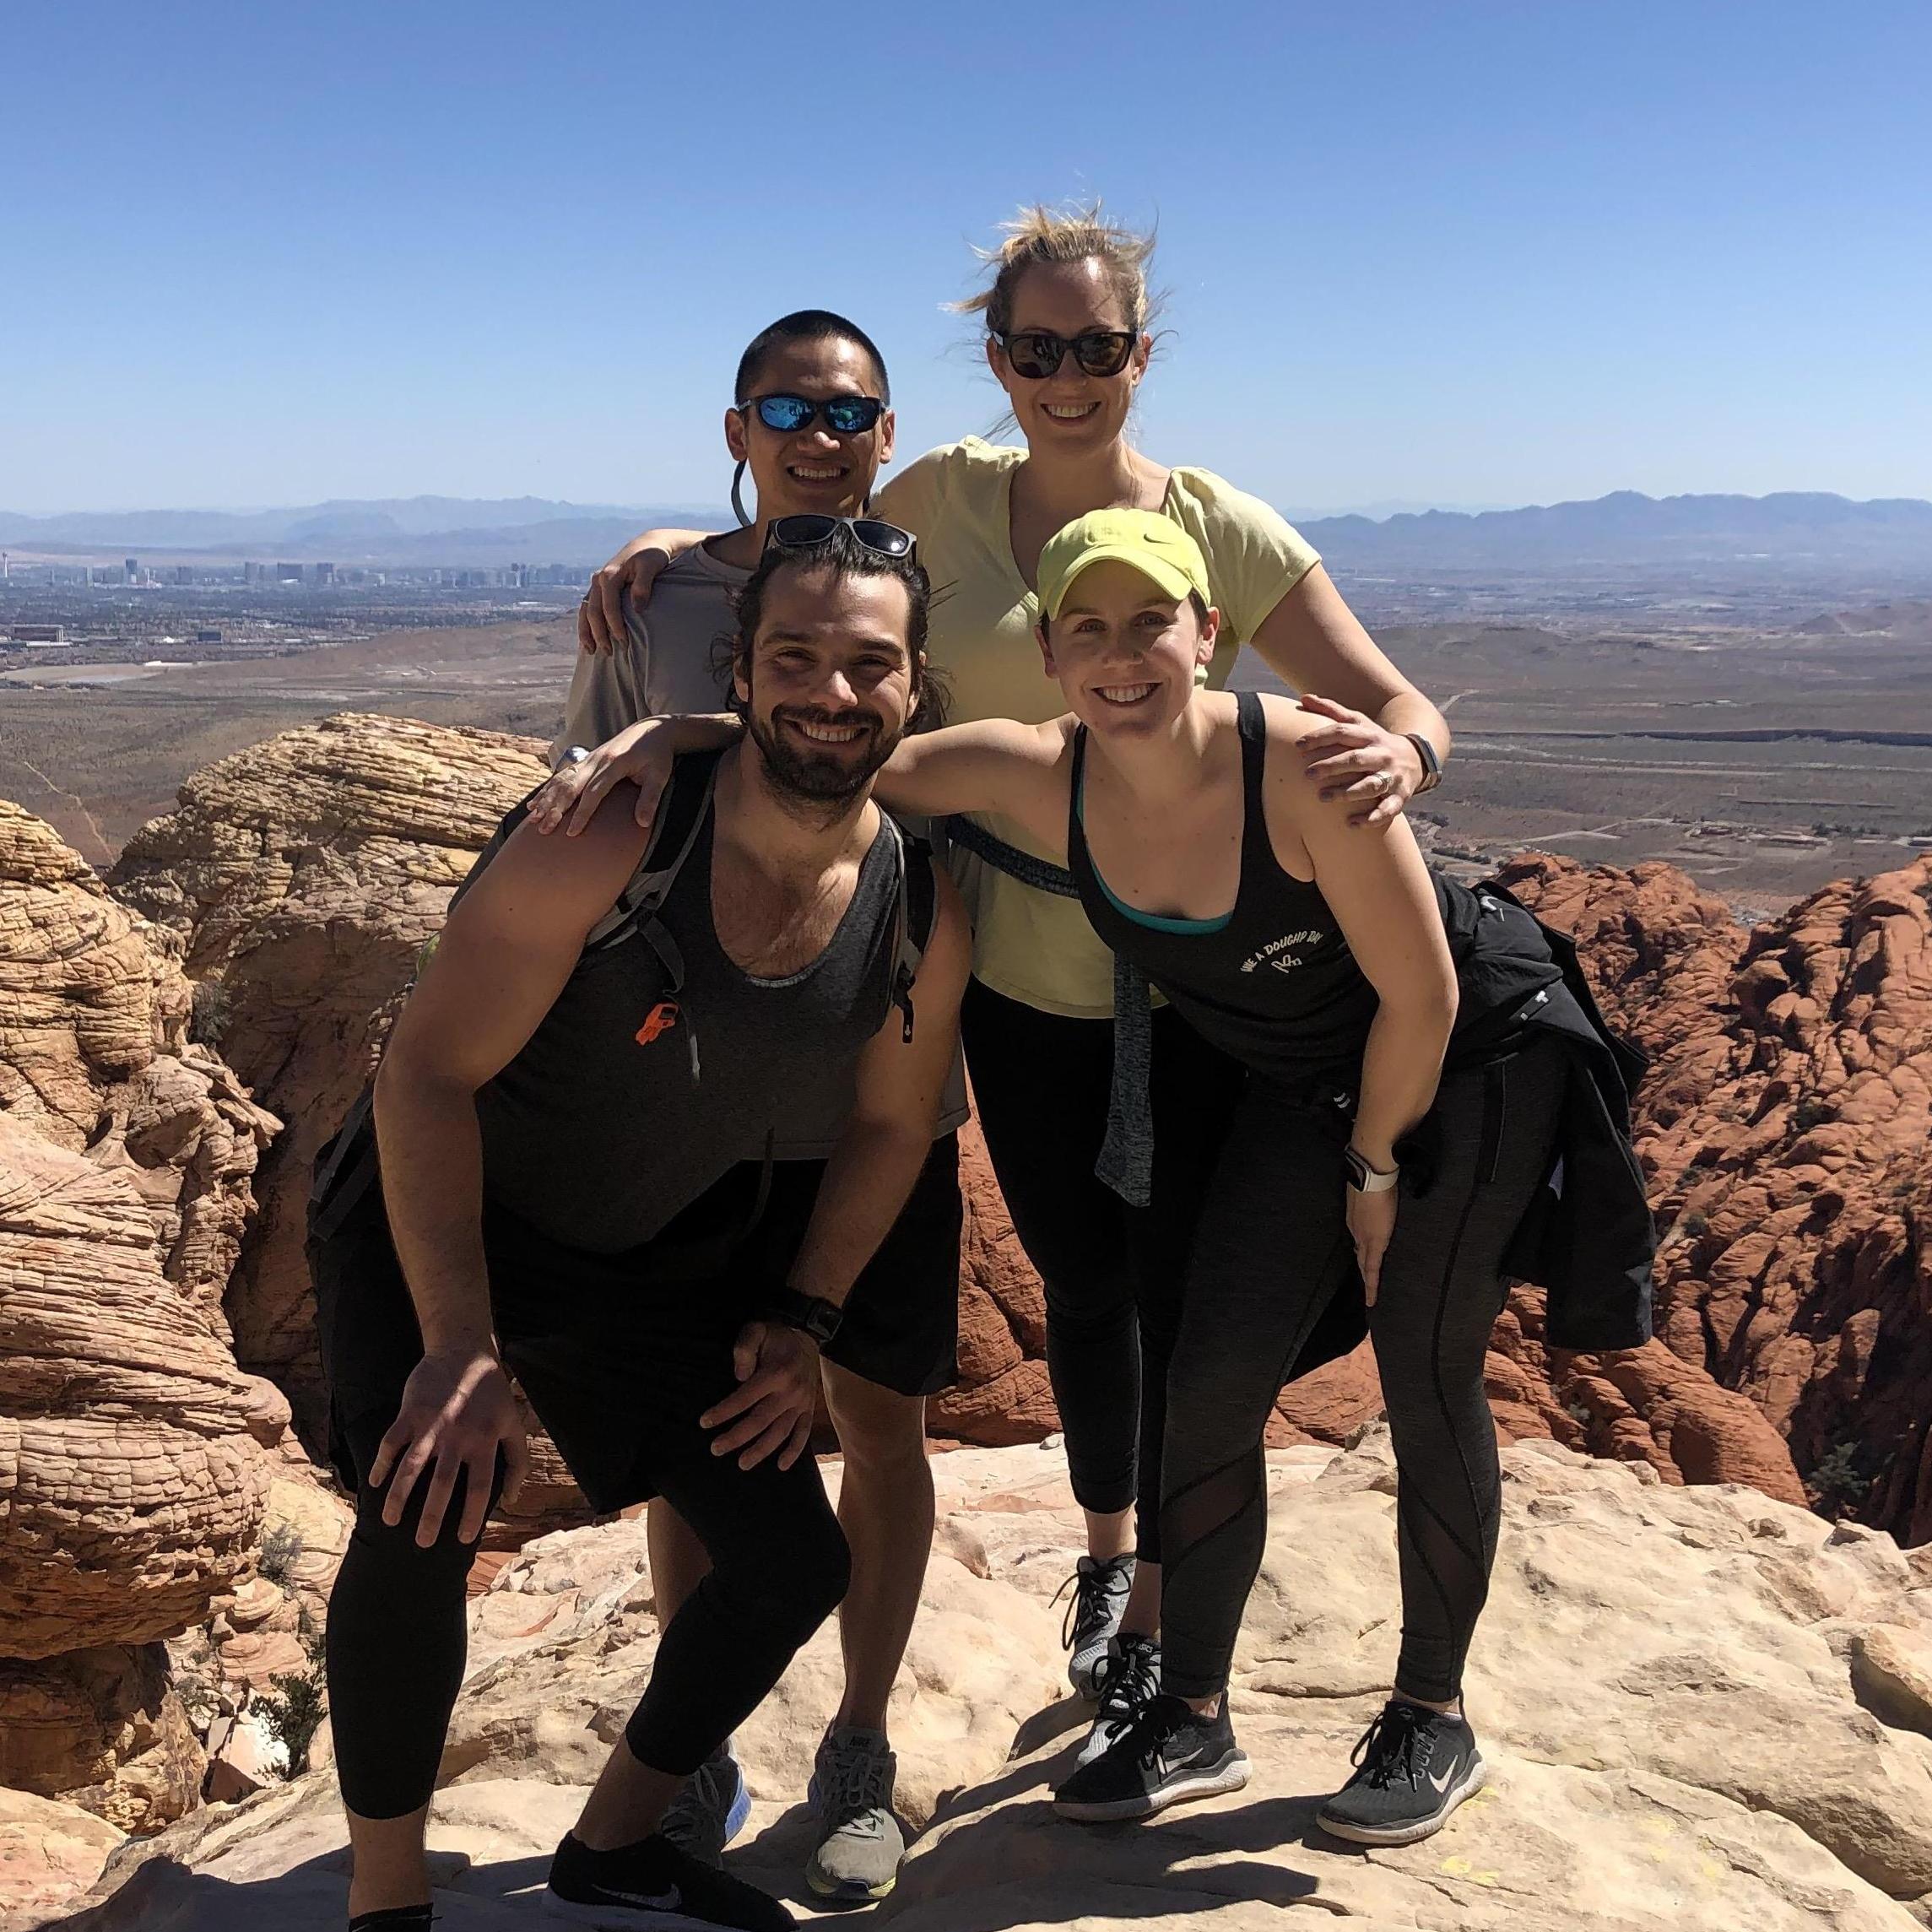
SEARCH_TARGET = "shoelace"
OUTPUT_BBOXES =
[819,1736,894,1832]
[1090,1638,1161,1724]
[1053,1559,1130,1654]
[660,1753,734,1848]
[1350,1702,1440,1790]
[1119,1698,1193,1774]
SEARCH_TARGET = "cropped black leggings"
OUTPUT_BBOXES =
[961,978,1244,1523]
[1152,1039,1568,1703]
[315,1171,850,1821]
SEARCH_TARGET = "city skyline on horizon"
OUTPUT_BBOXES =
[6,3,1928,515]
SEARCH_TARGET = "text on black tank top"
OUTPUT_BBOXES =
[1068,692,1390,1089]
[475,781,903,1252]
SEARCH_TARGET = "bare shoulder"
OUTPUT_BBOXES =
[1253,689,1329,757]
[472,783,653,927]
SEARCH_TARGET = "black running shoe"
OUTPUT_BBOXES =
[546,1829,793,1930]
[1053,1553,1134,1697]
[1053,1691,1251,1822]
[1317,1699,1486,1847]
[348,1909,435,1931]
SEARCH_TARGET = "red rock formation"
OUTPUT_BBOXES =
[1502,852,1932,1542]
[929,1117,1058,1446]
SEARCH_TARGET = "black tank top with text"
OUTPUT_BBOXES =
[1067,693,1540,1092]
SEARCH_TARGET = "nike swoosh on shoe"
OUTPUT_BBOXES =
[590,1883,685,1910]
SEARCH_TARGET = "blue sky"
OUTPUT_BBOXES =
[5,1,1928,515]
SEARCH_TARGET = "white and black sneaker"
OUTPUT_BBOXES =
[1074,1632,1161,1768]
[1317,1699,1486,1846]
[546,1829,793,1929]
[1053,1692,1250,1822]
[1055,1553,1134,1697]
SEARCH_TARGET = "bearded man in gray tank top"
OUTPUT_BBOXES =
[544,311,973,1907]
[313,522,970,1932]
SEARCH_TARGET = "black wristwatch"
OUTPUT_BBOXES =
[1404,733,1444,794]
[762,1285,843,1345]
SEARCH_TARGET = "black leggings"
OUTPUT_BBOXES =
[1154,1040,1568,1703]
[316,1170,850,1821]
[961,977,1245,1527]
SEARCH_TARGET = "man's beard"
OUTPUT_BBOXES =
[745,702,902,813]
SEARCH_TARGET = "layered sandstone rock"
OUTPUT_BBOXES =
[0,1785,122,1929]
[109,713,549,1440]
[1504,853,1932,1544]
[0,798,276,1333]
[62,1437,1932,1930]
[0,1118,290,1832]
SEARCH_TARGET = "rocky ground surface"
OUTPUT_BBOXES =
[30,1433,1932,1932]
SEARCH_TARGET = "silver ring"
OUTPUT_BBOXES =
[1373,769,1393,794]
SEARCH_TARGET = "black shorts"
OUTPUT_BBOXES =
[311,1134,961,1514]
[765,1132,961,1400]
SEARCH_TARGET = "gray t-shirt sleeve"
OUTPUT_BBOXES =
[555,598,652,766]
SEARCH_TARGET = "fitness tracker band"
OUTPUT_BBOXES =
[1404,733,1443,794]
[1345,1147,1401,1195]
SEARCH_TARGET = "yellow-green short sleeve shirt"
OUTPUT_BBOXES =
[874,439,1320,1016]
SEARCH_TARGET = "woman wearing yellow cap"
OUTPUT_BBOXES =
[865,508,1647,1837]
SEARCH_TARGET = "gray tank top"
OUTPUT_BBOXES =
[474,767,905,1253]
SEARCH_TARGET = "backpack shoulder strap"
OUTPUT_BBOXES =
[583,750,725,952]
[885,820,937,1045]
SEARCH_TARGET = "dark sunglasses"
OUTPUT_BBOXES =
[741,392,885,435]
[764,514,917,561]
[993,328,1137,380]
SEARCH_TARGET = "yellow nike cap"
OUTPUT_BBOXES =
[1036,508,1213,621]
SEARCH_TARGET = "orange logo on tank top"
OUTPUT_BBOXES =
[635,999,681,1047]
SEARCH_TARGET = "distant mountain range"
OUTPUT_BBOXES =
[3,490,1929,574]
[1296,491,1932,571]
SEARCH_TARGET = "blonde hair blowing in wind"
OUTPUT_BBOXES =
[957,201,1164,339]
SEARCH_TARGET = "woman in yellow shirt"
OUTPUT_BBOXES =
[544,204,1452,1707]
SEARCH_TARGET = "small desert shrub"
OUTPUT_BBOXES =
[256,1523,303,1588]
[257,1660,327,1777]
[1804,1441,1869,1518]
[1681,1210,1711,1237]
[1791,1096,1832,1134]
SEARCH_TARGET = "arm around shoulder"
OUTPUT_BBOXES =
[877,717,1070,849]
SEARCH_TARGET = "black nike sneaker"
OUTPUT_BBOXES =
[348,1908,436,1931]
[1317,1699,1486,1846]
[1053,1691,1251,1822]
[546,1829,793,1929]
